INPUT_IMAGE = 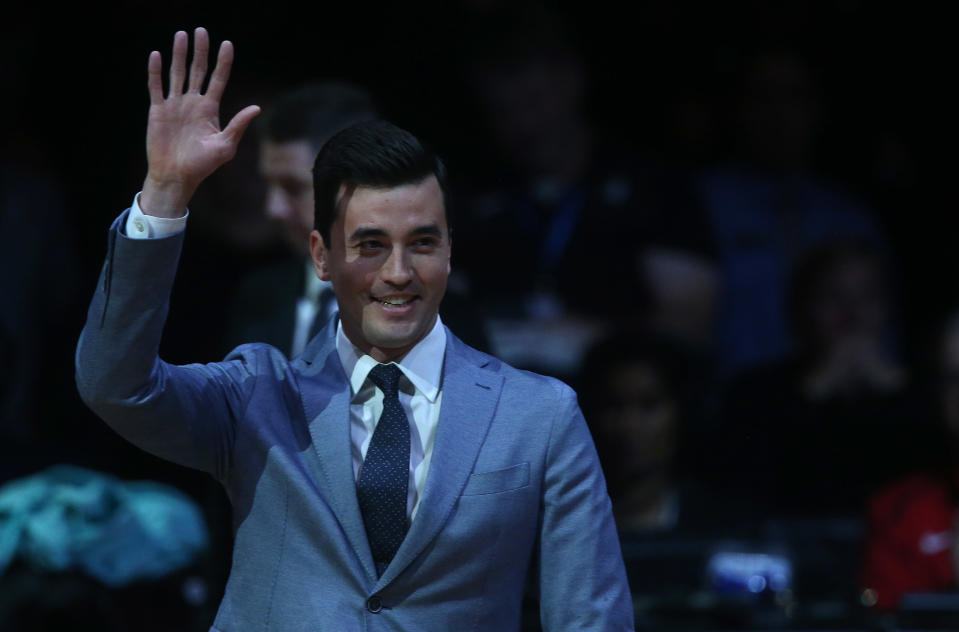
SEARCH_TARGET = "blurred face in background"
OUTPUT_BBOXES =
[805,254,887,355]
[595,361,678,482]
[260,140,316,257]
[474,53,586,178]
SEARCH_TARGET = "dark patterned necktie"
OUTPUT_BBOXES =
[356,363,411,577]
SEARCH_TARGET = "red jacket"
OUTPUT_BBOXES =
[861,471,958,610]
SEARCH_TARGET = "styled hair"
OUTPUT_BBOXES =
[311,120,450,247]
[258,82,379,152]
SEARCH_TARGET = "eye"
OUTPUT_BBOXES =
[411,237,439,252]
[356,240,385,254]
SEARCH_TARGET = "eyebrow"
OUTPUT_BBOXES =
[410,224,443,238]
[348,224,443,242]
[349,227,388,242]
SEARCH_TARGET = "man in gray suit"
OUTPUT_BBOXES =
[76,27,632,631]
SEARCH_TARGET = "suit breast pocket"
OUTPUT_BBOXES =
[461,462,530,496]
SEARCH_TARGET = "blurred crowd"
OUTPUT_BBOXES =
[1,1,955,630]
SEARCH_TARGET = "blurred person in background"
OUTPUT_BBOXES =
[699,48,886,380]
[579,330,756,629]
[452,2,719,383]
[717,241,929,518]
[226,82,379,358]
[861,309,959,611]
[581,331,734,536]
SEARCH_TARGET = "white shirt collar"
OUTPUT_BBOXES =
[336,315,446,402]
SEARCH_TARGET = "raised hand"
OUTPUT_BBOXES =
[140,27,260,217]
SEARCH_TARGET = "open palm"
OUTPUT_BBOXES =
[142,28,259,215]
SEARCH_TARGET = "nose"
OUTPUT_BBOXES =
[380,246,412,287]
[266,187,292,221]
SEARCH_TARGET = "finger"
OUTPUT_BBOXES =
[188,26,209,93]
[222,104,261,146]
[205,40,236,102]
[147,51,164,104]
[168,30,188,97]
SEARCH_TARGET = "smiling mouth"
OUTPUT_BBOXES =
[375,296,417,307]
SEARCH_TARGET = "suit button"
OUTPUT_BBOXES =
[366,595,382,613]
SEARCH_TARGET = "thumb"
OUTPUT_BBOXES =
[222,104,261,145]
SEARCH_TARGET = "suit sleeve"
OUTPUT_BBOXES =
[537,383,634,631]
[75,211,255,480]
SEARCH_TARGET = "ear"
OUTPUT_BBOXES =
[310,230,331,281]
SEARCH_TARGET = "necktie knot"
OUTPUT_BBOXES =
[368,363,402,400]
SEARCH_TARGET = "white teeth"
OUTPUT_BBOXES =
[380,297,410,306]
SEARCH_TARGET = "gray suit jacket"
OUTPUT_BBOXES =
[76,212,633,631]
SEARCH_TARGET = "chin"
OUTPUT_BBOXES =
[365,326,422,353]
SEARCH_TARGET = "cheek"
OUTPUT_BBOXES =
[333,260,381,289]
[423,256,451,287]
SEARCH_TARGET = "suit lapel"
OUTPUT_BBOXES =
[376,335,503,588]
[295,325,377,582]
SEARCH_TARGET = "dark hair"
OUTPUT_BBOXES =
[258,82,379,152]
[311,120,451,247]
[578,329,708,490]
[579,331,688,418]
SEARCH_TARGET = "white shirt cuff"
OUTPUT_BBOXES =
[124,193,189,239]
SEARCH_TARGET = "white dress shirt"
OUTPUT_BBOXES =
[127,194,446,522]
[125,194,188,238]
[336,318,445,521]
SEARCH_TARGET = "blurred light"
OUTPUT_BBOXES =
[182,576,208,606]
[747,574,768,593]
[706,550,793,595]
[860,588,878,607]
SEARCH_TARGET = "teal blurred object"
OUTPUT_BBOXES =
[0,465,208,586]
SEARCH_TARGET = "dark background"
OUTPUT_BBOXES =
[3,0,955,333]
